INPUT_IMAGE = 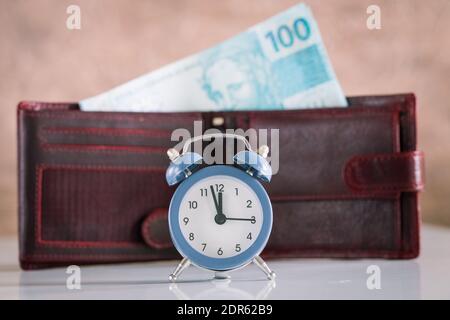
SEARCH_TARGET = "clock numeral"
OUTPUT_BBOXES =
[183,217,189,225]
[215,184,224,193]
[201,243,207,252]
[188,200,198,209]
[235,188,239,196]
[246,200,252,208]
[251,216,256,224]
[217,248,224,256]
[247,232,252,240]
[235,244,241,252]
[189,233,194,241]
[200,188,208,197]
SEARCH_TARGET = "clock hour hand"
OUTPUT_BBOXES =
[210,186,226,225]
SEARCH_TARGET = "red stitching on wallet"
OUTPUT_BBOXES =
[247,104,403,122]
[22,108,201,122]
[391,111,401,152]
[21,253,171,260]
[19,101,76,111]
[39,164,166,172]
[261,247,404,258]
[43,127,172,138]
[403,95,419,255]
[35,164,166,249]
[39,127,173,149]
[37,239,143,248]
[41,143,167,154]
[35,166,43,246]
[394,195,402,250]
[23,247,404,261]
[270,193,399,201]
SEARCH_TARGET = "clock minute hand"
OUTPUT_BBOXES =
[226,217,256,222]
[219,191,225,216]
[210,186,226,225]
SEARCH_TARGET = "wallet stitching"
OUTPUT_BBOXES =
[22,109,202,122]
[261,248,404,258]
[19,102,76,111]
[391,111,401,152]
[270,193,399,201]
[404,94,420,256]
[38,127,173,150]
[246,104,403,121]
[21,253,171,260]
[35,164,166,249]
[21,248,403,261]
[41,144,168,154]
[41,127,172,139]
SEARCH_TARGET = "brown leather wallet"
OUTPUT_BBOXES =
[17,93,424,269]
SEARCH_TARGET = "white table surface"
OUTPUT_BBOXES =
[0,224,449,300]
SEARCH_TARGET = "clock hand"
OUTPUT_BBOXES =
[210,185,220,213]
[226,217,256,222]
[218,190,223,214]
[210,186,226,225]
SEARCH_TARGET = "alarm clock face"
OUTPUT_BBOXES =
[169,165,272,271]
[179,175,263,258]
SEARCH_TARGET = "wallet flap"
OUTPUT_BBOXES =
[245,105,403,199]
[344,151,425,193]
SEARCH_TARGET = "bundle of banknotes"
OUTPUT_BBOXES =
[80,3,347,112]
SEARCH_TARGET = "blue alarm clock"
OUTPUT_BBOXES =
[165,133,276,281]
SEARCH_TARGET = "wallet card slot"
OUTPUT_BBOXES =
[38,144,169,169]
[35,164,172,248]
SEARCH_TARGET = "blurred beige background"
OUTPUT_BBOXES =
[1,0,449,235]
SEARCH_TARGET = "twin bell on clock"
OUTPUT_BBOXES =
[165,133,276,281]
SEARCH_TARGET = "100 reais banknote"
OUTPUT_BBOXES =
[80,3,347,112]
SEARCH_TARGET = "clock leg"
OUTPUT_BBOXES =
[213,271,230,280]
[169,257,191,282]
[253,256,276,280]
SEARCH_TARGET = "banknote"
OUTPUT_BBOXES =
[80,3,347,112]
